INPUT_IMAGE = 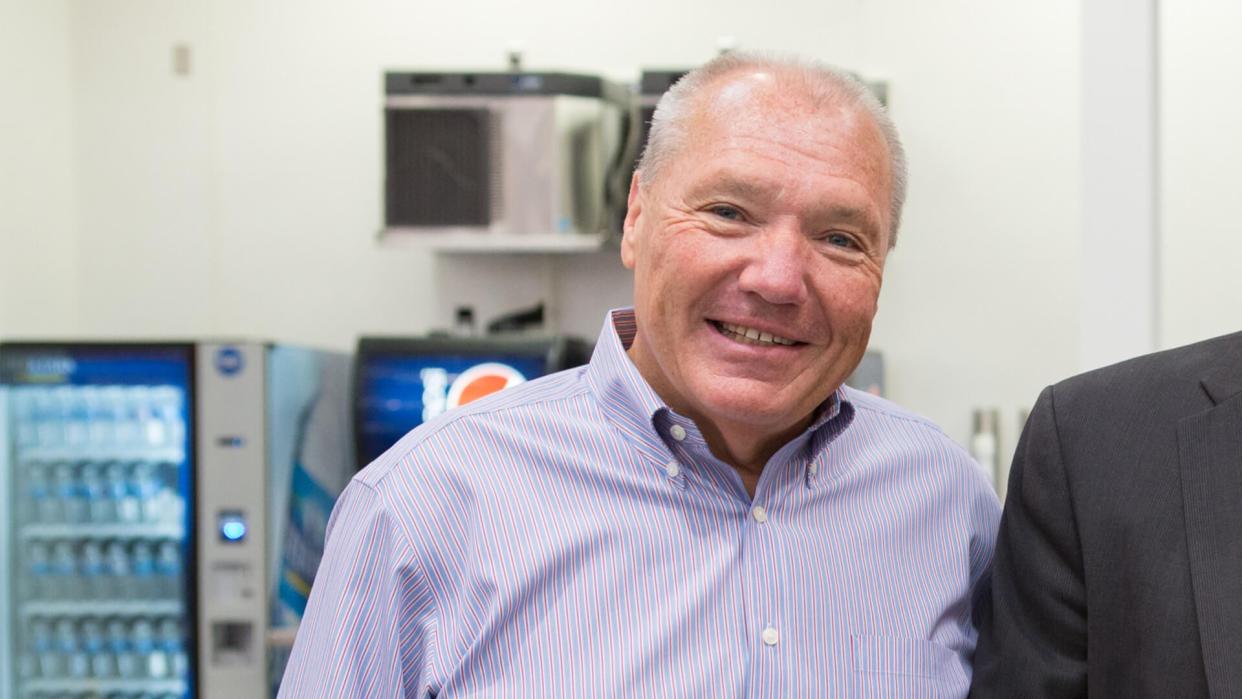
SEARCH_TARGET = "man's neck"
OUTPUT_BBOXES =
[695,414,812,498]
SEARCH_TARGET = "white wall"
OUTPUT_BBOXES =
[858,1,1082,454]
[20,0,1086,453]
[1160,0,1242,349]
[0,0,79,336]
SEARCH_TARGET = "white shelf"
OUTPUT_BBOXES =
[378,230,610,253]
[21,678,186,694]
[20,523,184,540]
[21,600,183,617]
[17,446,186,463]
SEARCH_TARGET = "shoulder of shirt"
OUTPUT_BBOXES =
[843,385,948,436]
[353,364,593,489]
[842,386,991,488]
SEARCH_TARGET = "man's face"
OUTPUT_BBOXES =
[622,72,893,445]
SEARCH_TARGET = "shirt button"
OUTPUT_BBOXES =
[761,626,780,646]
[664,461,680,478]
[808,461,819,476]
[669,424,687,441]
[751,505,768,523]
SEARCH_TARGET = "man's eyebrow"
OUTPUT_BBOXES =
[686,175,781,201]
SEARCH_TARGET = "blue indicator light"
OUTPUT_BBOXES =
[219,513,248,543]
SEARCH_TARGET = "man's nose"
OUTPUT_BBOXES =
[736,224,810,306]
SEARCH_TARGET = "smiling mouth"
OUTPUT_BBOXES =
[709,320,802,347]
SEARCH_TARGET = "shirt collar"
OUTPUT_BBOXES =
[585,307,856,478]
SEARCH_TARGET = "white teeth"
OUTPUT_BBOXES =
[718,322,796,346]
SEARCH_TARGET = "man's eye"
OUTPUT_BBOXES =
[710,205,743,221]
[826,232,856,248]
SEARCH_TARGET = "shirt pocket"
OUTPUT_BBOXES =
[850,634,969,698]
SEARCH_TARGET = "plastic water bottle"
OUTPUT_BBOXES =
[101,385,128,449]
[117,387,145,449]
[53,617,87,678]
[130,618,160,678]
[106,462,136,523]
[25,542,51,600]
[62,386,89,450]
[50,541,78,600]
[83,385,111,447]
[133,462,162,523]
[53,462,84,524]
[132,541,156,599]
[19,616,40,679]
[158,617,187,679]
[30,618,57,677]
[116,462,141,524]
[154,386,186,450]
[155,541,182,600]
[104,541,132,600]
[80,541,106,600]
[107,617,136,678]
[33,388,64,449]
[82,463,112,524]
[13,386,37,448]
[81,618,108,678]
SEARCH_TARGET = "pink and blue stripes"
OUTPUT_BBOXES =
[279,309,999,698]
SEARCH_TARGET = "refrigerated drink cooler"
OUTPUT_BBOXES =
[0,342,354,699]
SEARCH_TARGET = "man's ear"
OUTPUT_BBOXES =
[621,171,643,270]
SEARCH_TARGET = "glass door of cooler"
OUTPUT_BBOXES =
[1,345,196,699]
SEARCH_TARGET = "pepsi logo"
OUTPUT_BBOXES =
[446,362,527,409]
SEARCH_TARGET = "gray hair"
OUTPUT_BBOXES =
[637,51,908,247]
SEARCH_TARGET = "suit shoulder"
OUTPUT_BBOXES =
[1051,330,1242,411]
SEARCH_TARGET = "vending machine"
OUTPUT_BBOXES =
[0,342,353,699]
[353,335,590,468]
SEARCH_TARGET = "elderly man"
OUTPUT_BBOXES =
[280,52,998,697]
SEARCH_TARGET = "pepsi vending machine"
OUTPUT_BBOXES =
[0,342,353,699]
[353,335,590,468]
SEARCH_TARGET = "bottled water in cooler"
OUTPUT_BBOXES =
[25,541,51,600]
[107,617,136,678]
[155,541,183,599]
[50,541,78,600]
[131,541,156,599]
[104,541,132,600]
[80,541,106,600]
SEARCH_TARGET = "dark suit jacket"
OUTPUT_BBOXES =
[971,331,1242,698]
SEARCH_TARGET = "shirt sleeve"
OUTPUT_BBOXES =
[277,479,436,698]
[969,385,1087,698]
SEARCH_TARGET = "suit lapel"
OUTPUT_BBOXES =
[1180,375,1242,698]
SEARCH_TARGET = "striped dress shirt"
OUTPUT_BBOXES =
[279,308,1000,698]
